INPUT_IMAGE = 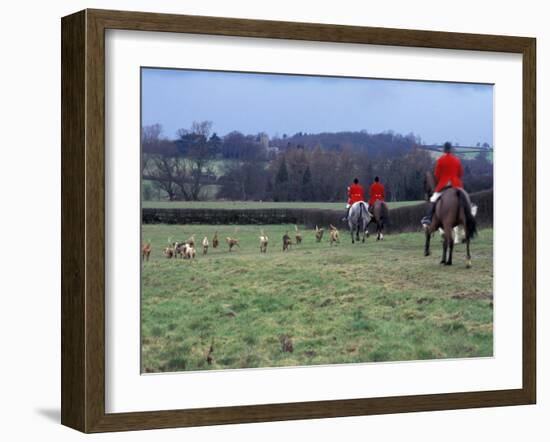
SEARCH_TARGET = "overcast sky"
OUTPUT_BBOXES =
[141,68,493,147]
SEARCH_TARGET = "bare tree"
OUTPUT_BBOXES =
[141,124,163,175]
[175,121,216,200]
[143,154,189,201]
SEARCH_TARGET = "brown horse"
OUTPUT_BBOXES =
[424,172,477,267]
[367,200,389,240]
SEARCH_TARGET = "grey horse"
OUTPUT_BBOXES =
[347,201,371,243]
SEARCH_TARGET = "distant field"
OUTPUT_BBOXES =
[142,200,423,210]
[422,147,493,162]
[141,224,493,373]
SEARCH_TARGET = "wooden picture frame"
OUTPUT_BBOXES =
[61,8,536,433]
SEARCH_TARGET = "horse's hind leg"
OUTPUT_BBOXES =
[424,228,431,256]
[377,223,384,240]
[446,229,454,266]
[441,233,448,264]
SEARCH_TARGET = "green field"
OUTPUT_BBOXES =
[142,200,422,210]
[423,147,493,162]
[141,224,493,373]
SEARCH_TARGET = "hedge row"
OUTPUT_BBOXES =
[142,189,493,234]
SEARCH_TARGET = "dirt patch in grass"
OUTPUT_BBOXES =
[451,292,493,301]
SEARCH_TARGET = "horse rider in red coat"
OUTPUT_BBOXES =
[368,176,385,213]
[421,142,464,226]
[343,178,365,221]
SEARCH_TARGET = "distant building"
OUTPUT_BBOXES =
[258,133,270,149]
[266,145,280,156]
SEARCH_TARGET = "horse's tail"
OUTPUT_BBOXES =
[360,202,368,223]
[457,190,477,240]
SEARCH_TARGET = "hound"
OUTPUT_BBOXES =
[294,225,302,244]
[329,224,340,246]
[202,236,209,255]
[174,242,188,259]
[259,230,269,253]
[226,237,239,252]
[212,232,219,249]
[282,232,292,251]
[314,225,324,242]
[185,245,196,259]
[142,242,152,261]
[186,234,196,248]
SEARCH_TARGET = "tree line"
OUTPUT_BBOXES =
[142,121,493,202]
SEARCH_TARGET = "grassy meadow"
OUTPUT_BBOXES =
[141,224,493,373]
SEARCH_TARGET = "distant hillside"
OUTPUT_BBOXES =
[270,130,420,158]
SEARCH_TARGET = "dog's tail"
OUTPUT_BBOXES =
[457,190,477,240]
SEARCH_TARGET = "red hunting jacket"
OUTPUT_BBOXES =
[368,182,385,206]
[347,183,365,205]
[434,153,464,192]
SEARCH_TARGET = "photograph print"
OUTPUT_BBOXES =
[140,68,494,373]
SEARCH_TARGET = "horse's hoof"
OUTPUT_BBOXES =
[445,261,453,266]
[440,260,446,265]
[466,260,472,268]
[424,251,430,257]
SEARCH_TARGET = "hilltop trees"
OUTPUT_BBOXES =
[142,123,493,202]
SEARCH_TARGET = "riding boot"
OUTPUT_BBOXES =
[421,203,435,227]
[342,206,351,222]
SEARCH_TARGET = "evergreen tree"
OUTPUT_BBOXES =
[301,165,314,201]
[274,157,289,201]
[276,157,289,184]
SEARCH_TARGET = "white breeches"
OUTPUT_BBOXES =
[429,191,441,203]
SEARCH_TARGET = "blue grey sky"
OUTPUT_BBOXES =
[141,68,493,146]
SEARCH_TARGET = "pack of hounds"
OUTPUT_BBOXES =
[141,224,342,262]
